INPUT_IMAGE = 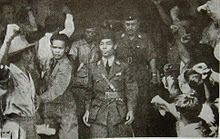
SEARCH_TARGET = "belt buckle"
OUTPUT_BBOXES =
[105,92,118,99]
[128,57,132,64]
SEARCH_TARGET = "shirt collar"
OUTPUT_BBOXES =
[102,56,115,67]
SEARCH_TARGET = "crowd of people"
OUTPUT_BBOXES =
[0,0,219,138]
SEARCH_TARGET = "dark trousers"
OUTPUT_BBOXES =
[72,87,90,139]
[41,101,78,139]
[90,115,133,138]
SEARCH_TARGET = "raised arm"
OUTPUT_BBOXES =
[0,26,19,64]
[151,0,172,26]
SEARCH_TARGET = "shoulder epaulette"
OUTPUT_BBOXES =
[97,60,101,66]
[121,33,125,38]
[138,34,142,39]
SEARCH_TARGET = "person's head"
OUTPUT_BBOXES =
[50,33,69,60]
[184,69,203,88]
[8,45,36,71]
[200,23,219,48]
[123,10,140,35]
[1,2,15,24]
[44,15,65,33]
[174,94,202,122]
[98,29,116,58]
[84,22,98,43]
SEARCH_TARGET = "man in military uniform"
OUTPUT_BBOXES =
[83,29,138,138]
[69,21,99,138]
[116,11,159,136]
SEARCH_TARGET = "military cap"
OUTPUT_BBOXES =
[123,8,140,21]
[98,27,115,43]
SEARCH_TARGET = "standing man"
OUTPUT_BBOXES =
[116,11,158,136]
[0,24,38,139]
[69,21,99,138]
[83,29,138,138]
[38,34,78,139]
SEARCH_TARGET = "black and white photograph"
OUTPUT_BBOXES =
[0,0,219,138]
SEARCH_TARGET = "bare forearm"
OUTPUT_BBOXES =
[155,4,172,26]
[27,9,38,31]
[176,40,190,64]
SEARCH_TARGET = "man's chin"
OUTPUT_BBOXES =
[126,31,135,35]
[54,56,62,60]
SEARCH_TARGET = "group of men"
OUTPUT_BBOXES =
[0,0,219,138]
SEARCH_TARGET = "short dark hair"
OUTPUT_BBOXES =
[174,94,202,120]
[184,69,200,83]
[50,33,69,47]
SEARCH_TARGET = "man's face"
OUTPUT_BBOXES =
[99,39,115,58]
[22,48,34,62]
[124,19,139,35]
[85,28,96,42]
[2,5,15,24]
[51,40,66,60]
[21,47,35,71]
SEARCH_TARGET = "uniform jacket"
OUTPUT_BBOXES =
[69,39,99,87]
[116,32,156,66]
[116,32,156,86]
[85,58,138,125]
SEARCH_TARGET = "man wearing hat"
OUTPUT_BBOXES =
[83,29,138,138]
[0,24,39,139]
[69,20,99,138]
[116,9,158,136]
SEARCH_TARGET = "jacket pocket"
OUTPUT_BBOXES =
[116,100,127,120]
[89,99,103,121]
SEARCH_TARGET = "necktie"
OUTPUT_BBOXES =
[49,59,58,74]
[105,60,111,75]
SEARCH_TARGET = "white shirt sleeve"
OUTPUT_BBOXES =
[59,13,75,37]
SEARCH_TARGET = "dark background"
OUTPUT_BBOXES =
[0,0,209,70]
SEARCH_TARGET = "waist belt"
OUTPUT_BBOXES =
[105,92,123,101]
